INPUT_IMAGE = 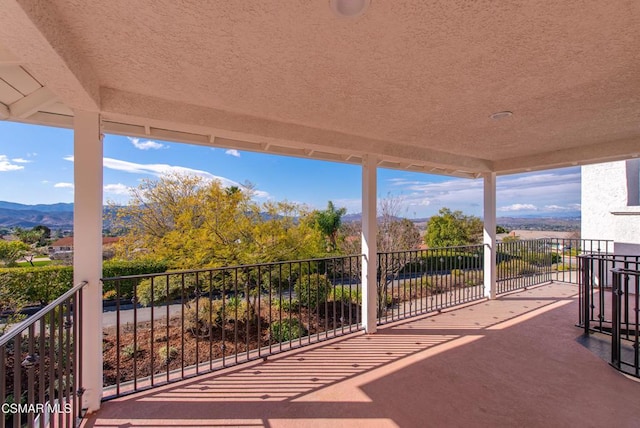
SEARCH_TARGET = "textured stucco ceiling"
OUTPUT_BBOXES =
[1,0,640,175]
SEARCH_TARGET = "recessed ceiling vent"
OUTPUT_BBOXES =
[330,0,371,18]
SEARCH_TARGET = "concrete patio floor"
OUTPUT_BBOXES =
[83,283,640,428]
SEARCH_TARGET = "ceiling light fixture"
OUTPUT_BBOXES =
[489,111,513,120]
[330,0,371,18]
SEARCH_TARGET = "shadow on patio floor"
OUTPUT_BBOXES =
[83,283,640,428]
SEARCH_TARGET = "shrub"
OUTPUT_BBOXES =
[122,344,142,359]
[103,289,117,300]
[136,272,204,306]
[294,274,331,308]
[330,285,361,305]
[219,296,255,324]
[184,297,220,336]
[184,296,255,336]
[403,279,430,299]
[497,260,538,278]
[157,345,178,363]
[270,319,307,343]
[273,298,300,313]
[555,263,576,272]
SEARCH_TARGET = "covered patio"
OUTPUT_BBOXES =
[84,283,640,427]
[1,0,640,424]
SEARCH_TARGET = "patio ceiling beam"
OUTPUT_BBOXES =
[0,0,100,111]
[493,136,640,175]
[8,86,57,118]
[0,103,8,120]
[0,45,21,65]
[100,87,492,175]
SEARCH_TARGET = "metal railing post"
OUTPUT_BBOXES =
[580,255,591,335]
[611,270,623,370]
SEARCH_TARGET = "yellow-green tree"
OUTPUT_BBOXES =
[109,173,325,269]
[0,240,29,266]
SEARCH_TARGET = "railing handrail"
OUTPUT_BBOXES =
[0,280,88,347]
[611,267,640,275]
[101,254,364,281]
[377,244,487,257]
[578,253,639,261]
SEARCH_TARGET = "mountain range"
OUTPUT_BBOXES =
[0,201,75,230]
[0,201,580,232]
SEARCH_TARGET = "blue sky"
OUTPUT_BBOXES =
[0,121,581,218]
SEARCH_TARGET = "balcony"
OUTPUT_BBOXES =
[82,282,639,427]
[3,239,639,427]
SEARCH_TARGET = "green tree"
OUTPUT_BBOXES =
[496,225,509,234]
[425,208,483,248]
[14,227,44,246]
[312,201,347,252]
[33,225,51,241]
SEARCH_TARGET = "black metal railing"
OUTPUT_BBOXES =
[547,238,612,284]
[496,239,554,293]
[497,238,612,293]
[376,245,485,324]
[611,268,640,378]
[0,281,87,428]
[96,238,612,400]
[578,254,639,334]
[100,255,362,399]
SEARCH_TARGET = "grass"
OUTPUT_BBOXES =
[15,260,52,267]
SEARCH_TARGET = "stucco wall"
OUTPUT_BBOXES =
[582,161,640,255]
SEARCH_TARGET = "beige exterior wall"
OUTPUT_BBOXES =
[582,160,640,254]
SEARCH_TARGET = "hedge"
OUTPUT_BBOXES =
[102,259,169,299]
[0,259,169,306]
[0,266,74,306]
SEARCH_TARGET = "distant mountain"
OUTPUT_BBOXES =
[0,201,580,232]
[0,208,73,229]
[342,213,580,232]
[0,201,74,212]
[0,201,75,229]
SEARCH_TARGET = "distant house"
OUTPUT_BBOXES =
[496,230,578,244]
[49,236,120,260]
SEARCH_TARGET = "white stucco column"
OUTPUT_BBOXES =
[73,111,103,412]
[483,172,497,299]
[361,154,378,333]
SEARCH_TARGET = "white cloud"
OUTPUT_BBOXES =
[0,155,25,171]
[64,155,270,199]
[54,182,74,189]
[498,203,537,212]
[225,149,240,157]
[104,183,131,195]
[41,180,49,184]
[544,203,581,212]
[383,167,581,217]
[12,158,31,163]
[127,137,165,150]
